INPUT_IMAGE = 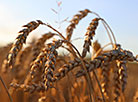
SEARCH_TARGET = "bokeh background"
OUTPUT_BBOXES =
[0,0,138,55]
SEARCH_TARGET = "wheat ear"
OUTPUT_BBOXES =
[118,61,127,92]
[43,40,63,90]
[82,18,100,58]
[113,61,121,102]
[4,20,44,69]
[66,9,91,41]
[101,61,110,100]
[76,49,136,77]
[10,82,45,93]
[113,61,127,102]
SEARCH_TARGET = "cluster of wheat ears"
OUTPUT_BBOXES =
[0,9,138,102]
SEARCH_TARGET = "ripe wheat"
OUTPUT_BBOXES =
[0,9,138,102]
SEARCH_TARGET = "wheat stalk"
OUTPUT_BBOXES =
[0,76,13,102]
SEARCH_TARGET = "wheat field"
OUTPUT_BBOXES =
[0,9,138,102]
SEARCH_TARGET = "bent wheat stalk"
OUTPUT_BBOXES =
[90,11,117,47]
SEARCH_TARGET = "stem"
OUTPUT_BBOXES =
[0,76,13,102]
[93,71,106,102]
[44,23,66,40]
[101,19,117,45]
[90,11,117,47]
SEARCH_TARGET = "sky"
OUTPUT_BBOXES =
[0,0,138,55]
